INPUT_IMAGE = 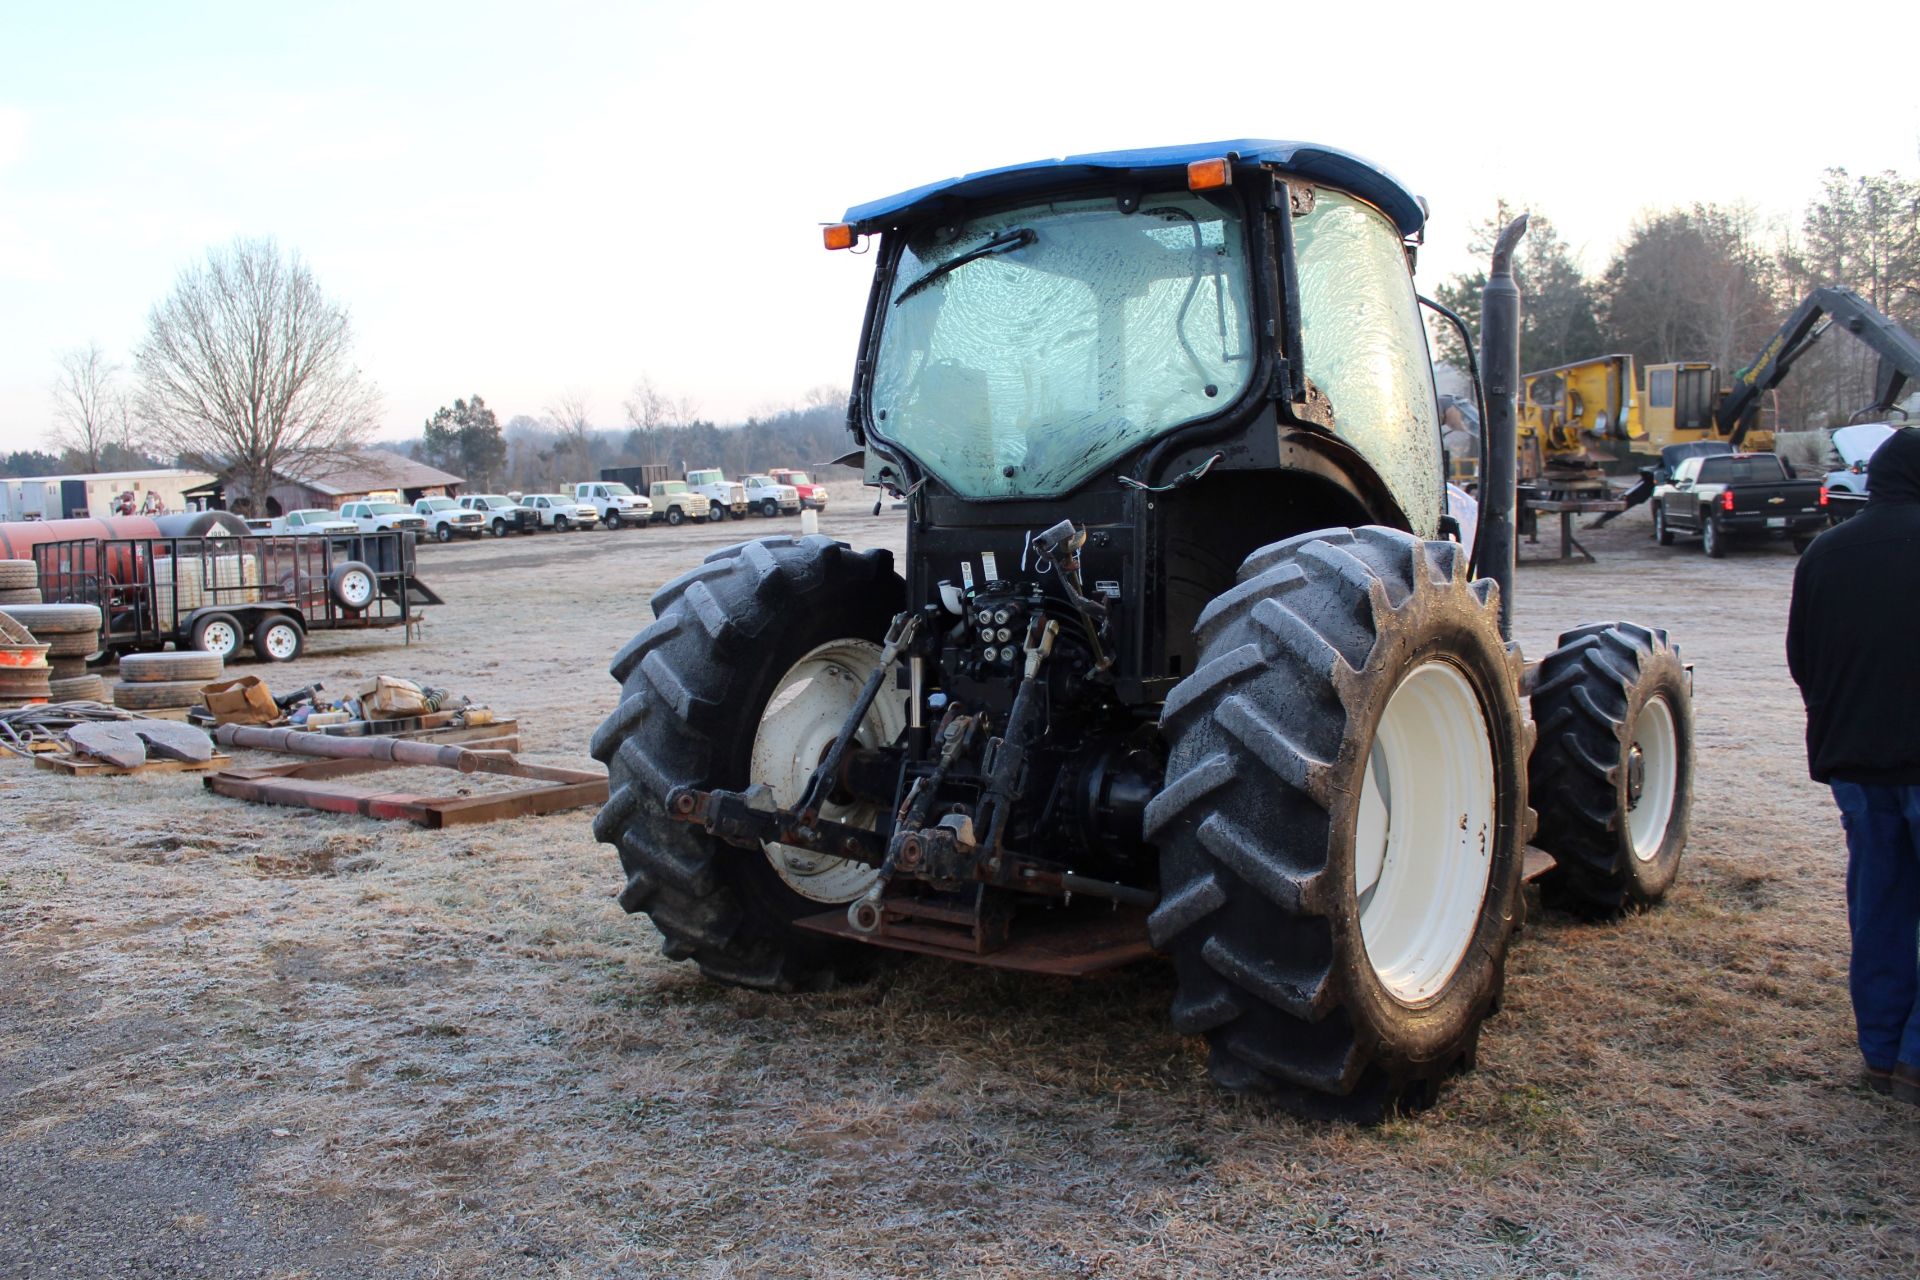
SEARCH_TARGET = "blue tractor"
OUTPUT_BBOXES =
[592,141,1695,1118]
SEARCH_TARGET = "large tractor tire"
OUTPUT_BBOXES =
[1149,526,1532,1119]
[591,535,906,991]
[1528,622,1692,915]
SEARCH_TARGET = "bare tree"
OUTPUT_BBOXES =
[49,341,129,472]
[803,384,848,412]
[623,377,671,435]
[134,237,379,511]
[545,392,595,480]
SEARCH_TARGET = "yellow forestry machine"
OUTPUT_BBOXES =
[1511,288,1920,520]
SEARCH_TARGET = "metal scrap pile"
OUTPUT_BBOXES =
[0,700,178,758]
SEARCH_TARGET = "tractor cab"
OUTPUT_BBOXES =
[827,141,1448,703]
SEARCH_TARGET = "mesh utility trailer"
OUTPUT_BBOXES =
[31,530,441,663]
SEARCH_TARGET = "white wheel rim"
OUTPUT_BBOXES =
[749,639,906,903]
[1626,695,1678,862]
[202,621,238,656]
[341,574,372,607]
[1356,660,1497,1005]
[264,624,298,659]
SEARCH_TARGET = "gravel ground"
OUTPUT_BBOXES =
[2,487,1916,1278]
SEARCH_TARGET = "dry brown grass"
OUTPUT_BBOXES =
[4,492,1919,1277]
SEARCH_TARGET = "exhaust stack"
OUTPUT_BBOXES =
[1478,214,1529,640]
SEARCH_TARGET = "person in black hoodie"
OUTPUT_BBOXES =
[1787,425,1920,1103]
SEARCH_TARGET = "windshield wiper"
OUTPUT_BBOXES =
[893,228,1037,306]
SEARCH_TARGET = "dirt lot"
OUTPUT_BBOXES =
[3,488,1917,1278]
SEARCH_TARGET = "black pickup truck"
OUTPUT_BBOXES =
[1651,451,1829,557]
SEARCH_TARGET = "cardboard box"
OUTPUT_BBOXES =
[201,675,279,726]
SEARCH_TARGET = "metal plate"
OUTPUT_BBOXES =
[794,903,1154,977]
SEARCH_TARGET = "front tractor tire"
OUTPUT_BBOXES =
[590,536,905,990]
[1528,622,1692,915]
[1148,526,1532,1119]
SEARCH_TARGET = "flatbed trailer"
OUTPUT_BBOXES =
[30,530,442,662]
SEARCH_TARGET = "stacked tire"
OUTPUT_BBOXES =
[0,559,42,606]
[0,601,102,706]
[113,651,225,713]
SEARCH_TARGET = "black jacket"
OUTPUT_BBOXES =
[1787,426,1920,785]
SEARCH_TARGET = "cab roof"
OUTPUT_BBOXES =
[841,139,1424,237]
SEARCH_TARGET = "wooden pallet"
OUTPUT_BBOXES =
[205,755,604,826]
[36,750,233,777]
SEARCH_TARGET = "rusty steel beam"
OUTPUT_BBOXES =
[213,724,484,772]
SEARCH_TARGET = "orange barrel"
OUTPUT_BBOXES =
[0,516,162,561]
[0,511,249,561]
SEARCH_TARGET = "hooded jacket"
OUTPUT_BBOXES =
[1787,426,1920,784]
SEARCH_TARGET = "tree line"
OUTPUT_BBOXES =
[19,160,1919,493]
[403,385,857,493]
[1429,165,1920,430]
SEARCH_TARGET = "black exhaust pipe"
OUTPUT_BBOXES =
[1478,215,1528,640]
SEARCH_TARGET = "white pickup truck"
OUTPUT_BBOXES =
[740,474,801,517]
[684,468,747,521]
[338,500,429,536]
[572,481,652,530]
[521,493,598,530]
[412,496,487,542]
[252,508,360,536]
[457,493,538,536]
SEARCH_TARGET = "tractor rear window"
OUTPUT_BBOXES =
[868,191,1255,498]
[1291,188,1443,537]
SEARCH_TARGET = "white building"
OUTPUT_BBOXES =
[0,469,218,522]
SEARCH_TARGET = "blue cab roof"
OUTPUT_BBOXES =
[842,139,1425,237]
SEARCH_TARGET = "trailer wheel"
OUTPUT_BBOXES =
[253,615,306,663]
[328,561,376,611]
[590,535,904,991]
[1528,622,1692,915]
[190,612,244,660]
[1149,526,1531,1120]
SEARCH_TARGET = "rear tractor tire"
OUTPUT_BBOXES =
[1528,622,1692,915]
[590,536,906,991]
[1149,526,1532,1119]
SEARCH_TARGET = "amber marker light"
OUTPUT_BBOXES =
[1187,157,1232,191]
[823,223,855,250]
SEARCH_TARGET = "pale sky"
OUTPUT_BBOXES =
[2,0,1915,455]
